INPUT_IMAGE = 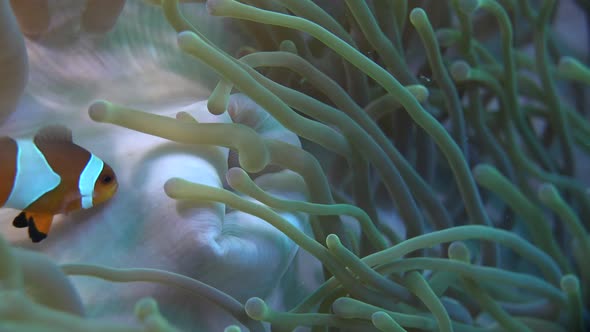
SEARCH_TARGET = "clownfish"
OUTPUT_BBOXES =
[0,125,118,242]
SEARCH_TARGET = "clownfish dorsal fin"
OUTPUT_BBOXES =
[34,125,73,145]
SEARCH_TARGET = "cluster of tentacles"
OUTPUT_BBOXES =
[2,0,590,331]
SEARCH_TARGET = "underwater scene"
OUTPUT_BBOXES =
[0,0,589,331]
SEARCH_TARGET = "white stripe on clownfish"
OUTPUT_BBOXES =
[78,153,104,209]
[3,138,61,210]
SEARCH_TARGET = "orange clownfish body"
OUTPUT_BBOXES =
[0,125,118,242]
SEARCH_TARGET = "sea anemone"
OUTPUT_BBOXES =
[1,0,589,331]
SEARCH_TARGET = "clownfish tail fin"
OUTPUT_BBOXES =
[12,212,29,228]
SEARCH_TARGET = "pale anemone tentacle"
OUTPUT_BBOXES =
[1,0,589,330]
[84,95,315,327]
[0,234,181,331]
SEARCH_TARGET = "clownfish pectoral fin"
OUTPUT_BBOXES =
[12,212,29,228]
[25,213,54,243]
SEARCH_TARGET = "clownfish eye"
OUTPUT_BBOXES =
[101,174,114,184]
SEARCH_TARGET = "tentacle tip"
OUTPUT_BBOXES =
[331,297,357,318]
[226,167,248,188]
[164,178,185,198]
[177,31,199,51]
[88,100,111,122]
[561,274,580,294]
[224,325,242,332]
[450,61,471,81]
[279,40,298,54]
[538,183,558,202]
[134,297,159,320]
[206,104,227,116]
[325,233,341,248]
[409,8,427,25]
[245,297,267,320]
[471,163,490,178]
[448,241,471,262]
[407,85,429,102]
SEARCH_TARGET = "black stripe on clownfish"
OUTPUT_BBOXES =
[0,125,118,242]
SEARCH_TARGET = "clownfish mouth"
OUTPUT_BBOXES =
[91,183,119,207]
